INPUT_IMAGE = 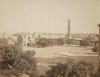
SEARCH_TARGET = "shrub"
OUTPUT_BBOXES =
[45,58,75,77]
[0,44,23,67]
[92,46,99,53]
[45,63,69,77]
[80,40,88,47]
[45,59,96,77]
[36,38,57,47]
[13,50,37,75]
[66,39,75,45]
[0,45,37,77]
[72,60,96,77]
[57,38,66,46]
[23,50,35,59]
[36,38,48,47]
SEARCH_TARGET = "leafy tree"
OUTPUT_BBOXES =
[66,39,73,45]
[84,35,94,46]
[46,39,53,46]
[36,38,55,47]
[0,44,23,67]
[45,58,74,77]
[72,60,95,77]
[36,38,66,47]
[92,46,99,53]
[45,63,69,77]
[52,39,58,46]
[80,39,88,47]
[13,50,37,75]
[57,38,66,46]
[0,45,37,77]
[45,59,96,77]
[36,38,48,47]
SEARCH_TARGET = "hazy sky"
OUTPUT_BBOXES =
[0,0,100,33]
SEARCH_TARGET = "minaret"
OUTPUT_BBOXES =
[97,23,100,77]
[67,19,71,39]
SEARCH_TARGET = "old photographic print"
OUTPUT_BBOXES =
[0,0,100,77]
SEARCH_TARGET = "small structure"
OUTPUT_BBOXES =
[91,36,99,46]
[72,38,83,45]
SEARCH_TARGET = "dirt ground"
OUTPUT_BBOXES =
[23,45,97,58]
[23,45,98,75]
[36,56,98,75]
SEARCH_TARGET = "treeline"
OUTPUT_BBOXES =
[35,38,66,47]
[35,38,90,47]
[0,36,94,48]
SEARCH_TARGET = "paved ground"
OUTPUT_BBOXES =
[23,45,97,58]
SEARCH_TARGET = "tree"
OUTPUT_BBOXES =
[57,38,66,46]
[0,44,37,77]
[45,58,74,77]
[45,63,69,77]
[92,46,99,53]
[45,59,95,77]
[36,38,55,47]
[80,39,88,47]
[72,60,95,77]
[46,39,53,46]
[84,35,94,46]
[13,50,37,75]
[36,38,48,47]
[0,44,23,68]
[66,39,73,45]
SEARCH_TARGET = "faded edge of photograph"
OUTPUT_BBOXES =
[0,0,100,77]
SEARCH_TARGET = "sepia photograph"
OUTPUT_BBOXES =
[0,0,100,77]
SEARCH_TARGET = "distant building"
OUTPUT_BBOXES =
[71,34,99,46]
[20,32,36,46]
[91,35,99,46]
[0,32,98,47]
[38,33,65,39]
[72,38,83,45]
[20,32,66,46]
[0,32,17,45]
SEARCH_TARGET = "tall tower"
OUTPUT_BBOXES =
[67,19,71,39]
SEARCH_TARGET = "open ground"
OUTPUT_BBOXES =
[23,45,98,75]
